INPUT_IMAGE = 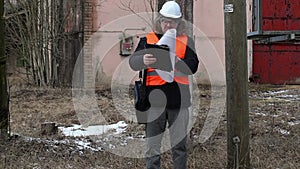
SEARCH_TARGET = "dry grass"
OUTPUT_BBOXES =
[0,83,299,168]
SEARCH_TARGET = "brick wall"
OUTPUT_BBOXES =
[83,0,94,88]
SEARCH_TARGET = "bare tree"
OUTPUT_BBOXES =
[157,0,167,12]
[5,0,83,87]
[119,0,156,29]
[0,0,9,139]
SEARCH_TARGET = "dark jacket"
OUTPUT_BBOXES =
[129,33,199,109]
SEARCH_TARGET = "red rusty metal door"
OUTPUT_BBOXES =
[249,0,300,84]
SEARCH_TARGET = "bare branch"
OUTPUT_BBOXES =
[118,0,154,30]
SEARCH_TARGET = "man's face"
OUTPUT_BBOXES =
[160,17,179,33]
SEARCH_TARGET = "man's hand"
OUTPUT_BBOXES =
[143,54,157,66]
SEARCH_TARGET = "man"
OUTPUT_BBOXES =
[129,1,199,168]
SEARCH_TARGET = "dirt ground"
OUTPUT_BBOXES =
[0,83,299,169]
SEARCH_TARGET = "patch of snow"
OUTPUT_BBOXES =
[274,127,290,135]
[278,94,300,101]
[279,128,290,135]
[254,112,267,116]
[288,120,300,126]
[262,90,300,101]
[58,121,127,137]
[74,140,103,152]
[21,135,103,152]
[263,90,288,95]
[271,114,279,118]
[108,144,116,149]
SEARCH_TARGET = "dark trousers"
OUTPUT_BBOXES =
[145,107,189,169]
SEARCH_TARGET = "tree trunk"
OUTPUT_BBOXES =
[0,0,9,139]
[157,0,167,11]
[176,0,193,36]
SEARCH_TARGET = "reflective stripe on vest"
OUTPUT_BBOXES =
[146,32,189,85]
[147,71,188,77]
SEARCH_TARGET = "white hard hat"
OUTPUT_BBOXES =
[159,1,182,18]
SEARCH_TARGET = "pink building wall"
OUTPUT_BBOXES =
[91,0,252,86]
[193,0,225,84]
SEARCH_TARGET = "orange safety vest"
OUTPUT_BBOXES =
[146,32,189,86]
